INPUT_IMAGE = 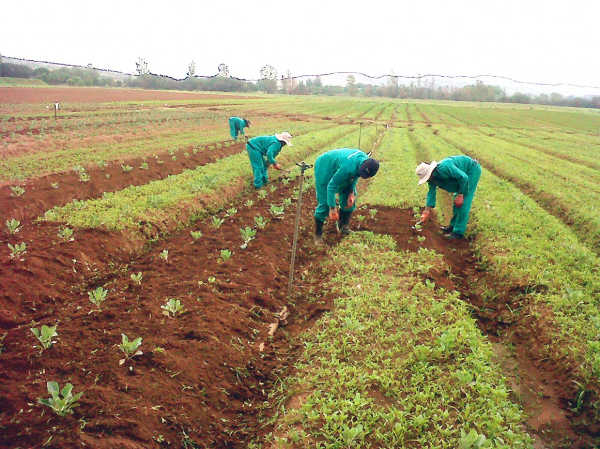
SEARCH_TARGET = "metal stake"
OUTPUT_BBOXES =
[358,122,362,149]
[287,161,312,298]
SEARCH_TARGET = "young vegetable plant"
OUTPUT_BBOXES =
[240,227,257,249]
[220,249,232,262]
[118,333,143,366]
[139,162,149,170]
[190,230,203,241]
[57,227,74,241]
[6,218,21,234]
[211,216,224,229]
[10,186,25,197]
[257,190,268,200]
[8,242,27,261]
[130,272,143,286]
[121,164,134,173]
[38,381,83,416]
[31,325,58,351]
[283,197,292,207]
[269,204,284,217]
[226,207,238,217]
[369,209,378,219]
[51,182,59,189]
[254,215,268,229]
[159,249,169,262]
[244,199,254,208]
[88,287,108,309]
[161,298,185,317]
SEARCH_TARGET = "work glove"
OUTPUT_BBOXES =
[347,193,356,208]
[420,208,431,223]
[329,208,340,221]
[273,163,283,170]
[454,194,464,208]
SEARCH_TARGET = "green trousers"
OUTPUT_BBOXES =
[449,164,481,235]
[314,183,356,222]
[247,146,269,189]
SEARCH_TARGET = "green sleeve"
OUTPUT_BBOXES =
[445,163,469,196]
[426,183,437,208]
[266,142,281,165]
[327,167,350,208]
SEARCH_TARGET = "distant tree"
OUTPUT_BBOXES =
[281,69,293,93]
[258,64,278,93]
[217,63,230,77]
[135,58,149,76]
[187,61,196,78]
[346,74,357,96]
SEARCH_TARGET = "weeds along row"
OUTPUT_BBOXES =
[263,232,533,449]
[411,125,600,416]
[1,118,328,181]
[0,127,383,449]
[41,125,373,238]
[438,125,600,253]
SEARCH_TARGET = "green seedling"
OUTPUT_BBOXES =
[159,249,169,262]
[31,325,58,350]
[38,381,83,416]
[240,226,257,249]
[6,218,21,234]
[58,227,74,241]
[97,160,108,168]
[192,148,199,154]
[208,276,216,283]
[162,298,185,317]
[269,204,284,217]
[257,190,268,200]
[369,209,378,219]
[244,199,254,208]
[8,242,27,260]
[139,162,149,170]
[254,215,268,229]
[184,152,190,158]
[10,186,25,197]
[460,429,490,449]
[88,287,108,309]
[51,182,59,189]
[226,207,238,217]
[78,171,90,182]
[282,177,290,185]
[283,197,292,207]
[268,185,276,193]
[211,216,224,229]
[220,249,232,262]
[356,215,366,229]
[118,333,143,365]
[130,272,143,286]
[121,164,134,173]
[190,230,203,241]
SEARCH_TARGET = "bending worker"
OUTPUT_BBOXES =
[416,155,481,240]
[246,132,293,189]
[229,116,251,140]
[314,148,379,244]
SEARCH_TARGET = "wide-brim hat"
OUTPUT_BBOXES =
[275,132,293,146]
[416,161,438,184]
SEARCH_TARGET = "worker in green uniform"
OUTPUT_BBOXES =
[246,132,293,189]
[313,148,380,244]
[416,155,481,239]
[229,116,251,140]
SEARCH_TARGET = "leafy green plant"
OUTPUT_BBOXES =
[31,325,58,350]
[88,287,108,309]
[162,298,185,317]
[38,381,83,416]
[57,226,74,241]
[139,162,149,170]
[282,177,290,185]
[10,186,25,197]
[190,230,203,241]
[268,185,276,193]
[130,272,143,286]
[159,249,169,262]
[121,164,134,173]
[240,227,257,249]
[211,216,224,229]
[226,207,238,217]
[254,215,268,229]
[460,429,490,449]
[369,209,378,219]
[283,197,292,207]
[51,182,59,189]
[269,204,284,217]
[8,242,27,260]
[244,199,254,208]
[257,190,268,200]
[6,218,21,234]
[220,249,232,262]
[118,333,143,365]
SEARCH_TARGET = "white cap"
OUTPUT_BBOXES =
[415,161,438,185]
[275,132,293,146]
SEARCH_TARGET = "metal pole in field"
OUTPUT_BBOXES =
[287,161,312,299]
[358,122,362,149]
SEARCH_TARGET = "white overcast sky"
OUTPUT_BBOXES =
[2,0,599,95]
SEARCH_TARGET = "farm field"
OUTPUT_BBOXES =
[1,86,600,448]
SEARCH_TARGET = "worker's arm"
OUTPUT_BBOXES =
[266,142,282,165]
[326,168,350,208]
[426,183,437,208]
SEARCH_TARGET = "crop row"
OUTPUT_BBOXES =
[264,232,532,448]
[411,125,600,400]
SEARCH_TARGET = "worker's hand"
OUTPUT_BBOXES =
[347,193,356,208]
[454,194,464,208]
[329,208,340,221]
[420,208,432,223]
[273,163,283,170]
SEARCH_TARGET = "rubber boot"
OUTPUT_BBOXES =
[314,218,324,245]
[338,210,352,236]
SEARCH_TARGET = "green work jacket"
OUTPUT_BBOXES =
[426,155,479,207]
[315,148,368,208]
[247,136,284,165]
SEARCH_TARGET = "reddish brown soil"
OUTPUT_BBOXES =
[0,87,258,105]
[0,140,245,221]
